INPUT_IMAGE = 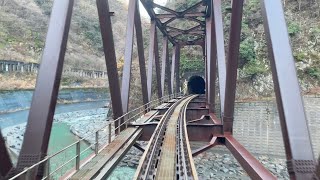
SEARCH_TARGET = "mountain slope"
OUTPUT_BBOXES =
[0,0,129,70]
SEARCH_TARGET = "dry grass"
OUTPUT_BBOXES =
[306,86,320,95]
[0,73,36,90]
[0,73,109,90]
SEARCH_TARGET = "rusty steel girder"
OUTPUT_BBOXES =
[223,0,244,133]
[260,0,316,178]
[16,0,75,177]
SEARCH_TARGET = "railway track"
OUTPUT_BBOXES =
[134,95,198,180]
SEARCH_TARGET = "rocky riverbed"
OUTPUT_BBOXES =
[110,142,289,180]
[2,123,26,155]
[54,108,114,146]
[2,107,110,156]
[193,151,289,179]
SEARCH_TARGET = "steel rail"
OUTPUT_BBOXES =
[177,98,190,178]
[136,96,187,179]
[182,96,199,178]
[134,95,198,179]
[176,95,198,179]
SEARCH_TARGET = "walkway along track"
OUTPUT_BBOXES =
[134,95,198,180]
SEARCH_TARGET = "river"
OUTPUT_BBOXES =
[0,89,110,178]
[0,101,107,129]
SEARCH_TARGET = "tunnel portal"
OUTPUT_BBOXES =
[187,75,205,94]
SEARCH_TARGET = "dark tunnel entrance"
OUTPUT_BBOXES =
[187,75,205,94]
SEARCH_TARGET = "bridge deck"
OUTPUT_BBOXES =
[69,103,173,179]
[70,127,141,180]
[156,98,189,180]
[134,96,198,179]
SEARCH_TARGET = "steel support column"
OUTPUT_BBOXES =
[167,46,172,95]
[203,43,208,104]
[147,21,156,101]
[121,0,138,113]
[154,30,162,99]
[260,0,316,178]
[223,0,244,133]
[135,2,149,106]
[175,44,180,93]
[206,4,217,112]
[147,22,162,100]
[161,36,169,96]
[170,45,176,94]
[212,0,226,115]
[0,131,12,178]
[16,0,74,176]
[96,0,123,128]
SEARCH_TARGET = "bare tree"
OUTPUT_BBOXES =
[0,0,8,6]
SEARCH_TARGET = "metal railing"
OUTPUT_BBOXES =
[9,92,183,180]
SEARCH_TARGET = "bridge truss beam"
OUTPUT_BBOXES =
[121,0,148,113]
[160,36,169,96]
[212,0,227,116]
[261,0,316,178]
[15,0,75,177]
[121,0,136,113]
[206,2,217,113]
[96,0,123,124]
[135,2,149,108]
[223,0,244,133]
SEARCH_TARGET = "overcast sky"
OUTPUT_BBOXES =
[124,0,168,19]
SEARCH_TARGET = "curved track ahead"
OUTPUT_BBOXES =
[134,95,198,180]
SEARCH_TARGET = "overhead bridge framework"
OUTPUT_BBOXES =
[0,0,317,179]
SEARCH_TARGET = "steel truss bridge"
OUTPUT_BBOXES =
[0,0,317,179]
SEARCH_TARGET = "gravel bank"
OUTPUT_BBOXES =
[2,108,110,157]
[112,142,289,179]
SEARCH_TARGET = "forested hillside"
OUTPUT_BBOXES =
[0,0,129,70]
